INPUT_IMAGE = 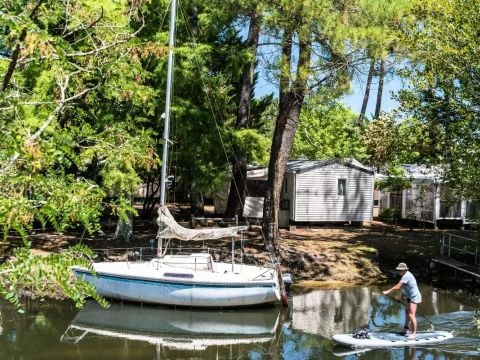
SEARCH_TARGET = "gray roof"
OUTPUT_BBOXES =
[401,163,443,181]
[375,164,444,182]
[286,159,374,174]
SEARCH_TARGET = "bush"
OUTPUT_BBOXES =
[379,208,402,224]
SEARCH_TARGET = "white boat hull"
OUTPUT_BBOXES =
[73,259,280,307]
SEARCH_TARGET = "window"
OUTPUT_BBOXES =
[338,179,347,196]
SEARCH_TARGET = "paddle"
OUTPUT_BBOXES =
[381,293,435,331]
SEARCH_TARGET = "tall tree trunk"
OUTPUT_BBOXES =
[374,59,385,119]
[113,195,133,242]
[262,25,311,249]
[1,0,44,93]
[358,60,375,126]
[141,175,160,219]
[224,11,261,218]
[190,191,204,217]
[263,97,301,248]
[114,217,133,242]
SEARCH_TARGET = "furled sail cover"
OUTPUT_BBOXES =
[156,205,248,241]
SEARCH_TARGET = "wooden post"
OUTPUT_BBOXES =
[231,237,235,272]
[440,233,444,256]
[448,234,451,258]
[475,243,478,267]
[276,263,289,307]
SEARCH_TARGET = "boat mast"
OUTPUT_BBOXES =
[160,0,177,206]
[158,0,177,257]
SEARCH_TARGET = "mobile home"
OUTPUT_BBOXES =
[244,159,374,227]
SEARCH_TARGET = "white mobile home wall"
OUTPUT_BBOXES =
[288,162,374,223]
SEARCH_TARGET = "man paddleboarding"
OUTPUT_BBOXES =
[383,262,422,339]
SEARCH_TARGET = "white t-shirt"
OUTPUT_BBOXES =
[400,271,422,303]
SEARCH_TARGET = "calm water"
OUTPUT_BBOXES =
[0,285,479,359]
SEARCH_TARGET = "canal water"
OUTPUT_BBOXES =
[0,285,478,359]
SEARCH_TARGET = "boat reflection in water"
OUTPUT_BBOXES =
[61,301,283,353]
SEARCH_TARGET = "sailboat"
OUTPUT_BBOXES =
[72,0,285,307]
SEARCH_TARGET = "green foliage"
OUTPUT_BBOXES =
[397,0,480,200]
[361,112,430,170]
[232,128,269,165]
[291,98,367,161]
[154,2,272,195]
[347,0,415,58]
[0,0,159,238]
[0,195,33,242]
[0,244,107,309]
[81,126,158,195]
[0,0,157,304]
[375,165,412,192]
[379,208,401,224]
[250,94,276,135]
[34,175,105,235]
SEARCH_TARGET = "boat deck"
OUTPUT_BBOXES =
[89,259,277,285]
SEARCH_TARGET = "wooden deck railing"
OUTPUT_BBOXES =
[440,233,479,267]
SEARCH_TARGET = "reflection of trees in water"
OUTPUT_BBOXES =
[420,286,469,316]
[292,288,370,338]
[369,293,403,330]
[354,347,422,360]
[280,327,328,359]
[0,301,78,359]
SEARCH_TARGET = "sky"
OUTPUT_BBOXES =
[252,29,405,117]
[342,76,403,116]
[255,75,403,118]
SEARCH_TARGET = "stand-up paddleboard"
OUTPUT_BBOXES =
[332,331,453,348]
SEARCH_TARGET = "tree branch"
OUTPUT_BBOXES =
[64,17,145,58]
[1,0,44,93]
[62,7,104,40]
[0,74,98,175]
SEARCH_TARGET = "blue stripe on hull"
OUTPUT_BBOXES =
[74,270,274,288]
[75,270,279,307]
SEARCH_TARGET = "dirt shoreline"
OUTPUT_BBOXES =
[18,220,455,288]
[277,223,441,286]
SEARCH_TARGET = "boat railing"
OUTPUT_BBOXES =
[93,246,159,262]
[92,245,264,268]
[190,215,251,228]
[251,268,275,281]
[92,246,239,260]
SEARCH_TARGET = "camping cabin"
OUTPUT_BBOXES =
[378,164,480,228]
[243,159,374,227]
